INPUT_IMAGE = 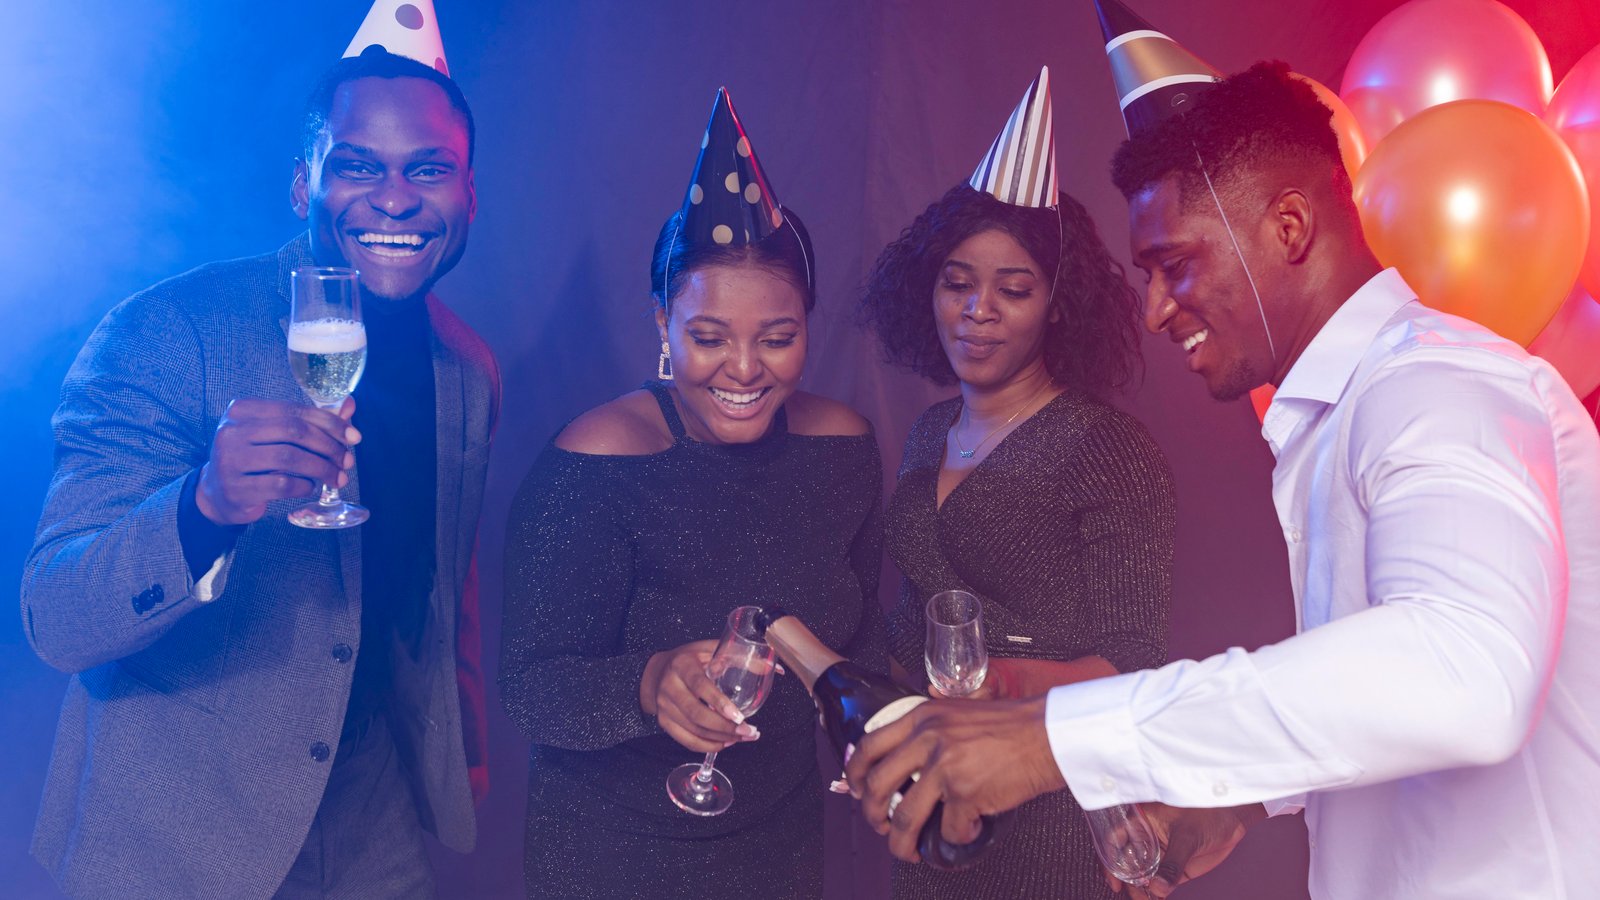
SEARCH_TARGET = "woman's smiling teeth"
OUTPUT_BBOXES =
[1182,329,1209,353]
[355,232,427,257]
[709,385,769,411]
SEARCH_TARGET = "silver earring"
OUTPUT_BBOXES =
[657,341,674,380]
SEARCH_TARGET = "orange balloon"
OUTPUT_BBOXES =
[1545,43,1600,299]
[1293,74,1368,180]
[1353,99,1588,346]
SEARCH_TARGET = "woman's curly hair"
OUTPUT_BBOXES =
[859,184,1141,395]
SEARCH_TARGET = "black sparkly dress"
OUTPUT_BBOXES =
[885,391,1174,900]
[501,381,886,899]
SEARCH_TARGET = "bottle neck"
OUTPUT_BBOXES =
[757,611,845,694]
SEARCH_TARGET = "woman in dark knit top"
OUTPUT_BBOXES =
[499,90,884,899]
[860,177,1175,898]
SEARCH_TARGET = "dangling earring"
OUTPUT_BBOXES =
[657,341,674,380]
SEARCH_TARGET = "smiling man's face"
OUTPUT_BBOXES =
[293,75,475,303]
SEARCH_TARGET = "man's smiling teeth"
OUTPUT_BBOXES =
[1182,329,1209,352]
[710,386,768,408]
[355,232,426,256]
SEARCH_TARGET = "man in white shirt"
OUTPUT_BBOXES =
[845,61,1600,899]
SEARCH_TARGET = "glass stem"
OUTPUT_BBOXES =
[318,483,342,507]
[694,751,719,783]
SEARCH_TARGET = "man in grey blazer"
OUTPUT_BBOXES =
[21,49,497,898]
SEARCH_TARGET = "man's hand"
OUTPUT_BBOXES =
[843,696,1065,862]
[195,397,359,525]
[640,640,761,753]
[1107,803,1264,897]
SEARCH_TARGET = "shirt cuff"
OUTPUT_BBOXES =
[1044,671,1152,811]
[178,469,242,597]
[1263,794,1307,817]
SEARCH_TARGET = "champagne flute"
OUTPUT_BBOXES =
[286,266,369,529]
[1084,801,1163,888]
[925,589,988,697]
[666,606,777,816]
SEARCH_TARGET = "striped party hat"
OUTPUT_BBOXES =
[675,87,787,249]
[343,0,450,76]
[970,67,1058,209]
[1096,0,1220,136]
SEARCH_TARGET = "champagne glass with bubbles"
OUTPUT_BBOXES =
[925,590,988,697]
[667,606,777,816]
[286,266,369,529]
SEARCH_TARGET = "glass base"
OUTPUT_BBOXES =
[666,763,732,816]
[288,500,370,529]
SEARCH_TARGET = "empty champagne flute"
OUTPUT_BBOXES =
[925,589,988,697]
[286,266,369,529]
[666,605,777,816]
[1084,801,1163,888]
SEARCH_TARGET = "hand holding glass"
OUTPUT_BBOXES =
[666,606,776,816]
[1084,801,1163,888]
[286,266,369,529]
[925,589,988,697]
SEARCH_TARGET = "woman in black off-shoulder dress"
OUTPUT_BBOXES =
[499,88,884,899]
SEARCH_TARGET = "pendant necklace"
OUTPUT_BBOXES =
[952,378,1054,460]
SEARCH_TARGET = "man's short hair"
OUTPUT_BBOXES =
[301,48,476,165]
[1110,60,1346,211]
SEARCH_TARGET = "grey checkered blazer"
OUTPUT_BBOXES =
[21,235,498,899]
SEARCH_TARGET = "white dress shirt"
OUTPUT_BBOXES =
[1045,269,1600,899]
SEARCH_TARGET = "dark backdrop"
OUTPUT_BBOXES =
[4,2,1597,897]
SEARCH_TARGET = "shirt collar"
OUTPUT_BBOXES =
[1262,268,1416,448]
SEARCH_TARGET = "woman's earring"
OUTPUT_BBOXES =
[657,341,674,380]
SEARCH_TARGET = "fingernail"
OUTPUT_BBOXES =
[843,743,855,764]
[737,725,759,740]
[723,705,745,725]
[887,791,903,819]
[345,427,360,443]
[337,472,349,487]
[343,452,355,469]
[723,740,737,749]
[775,663,787,676]
[828,778,851,794]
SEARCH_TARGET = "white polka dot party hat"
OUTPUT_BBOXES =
[343,0,450,76]
[1095,0,1220,137]
[970,67,1059,209]
[674,87,786,250]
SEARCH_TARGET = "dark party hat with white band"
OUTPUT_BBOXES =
[674,87,787,249]
[343,0,450,76]
[1096,0,1220,136]
[970,67,1059,209]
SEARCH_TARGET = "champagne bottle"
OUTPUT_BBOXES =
[754,606,1010,870]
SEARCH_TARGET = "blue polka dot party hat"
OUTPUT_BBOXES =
[970,67,1059,209]
[1095,0,1220,137]
[343,0,450,76]
[674,87,787,251]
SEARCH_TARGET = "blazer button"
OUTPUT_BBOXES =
[309,741,331,762]
[332,643,353,663]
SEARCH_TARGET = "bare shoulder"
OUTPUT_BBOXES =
[785,391,873,437]
[554,390,674,455]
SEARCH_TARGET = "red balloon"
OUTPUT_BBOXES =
[1353,100,1588,347]
[1528,284,1600,399]
[1546,42,1600,299]
[1341,0,1552,147]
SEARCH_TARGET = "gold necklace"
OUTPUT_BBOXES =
[952,379,1054,460]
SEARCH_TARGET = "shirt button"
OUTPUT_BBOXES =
[1213,781,1229,797]
[332,643,353,663]
[1286,525,1303,543]
[309,741,331,762]
[1100,776,1117,792]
